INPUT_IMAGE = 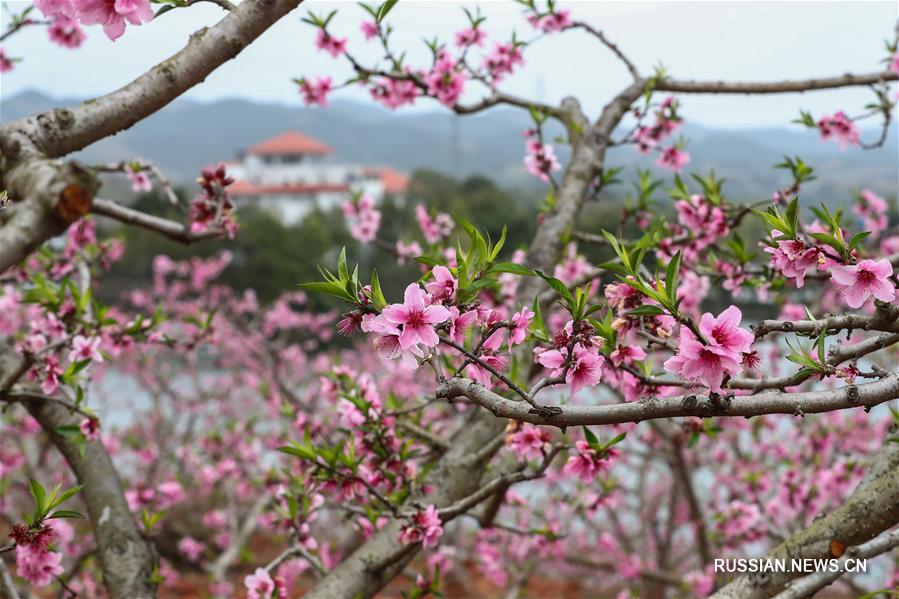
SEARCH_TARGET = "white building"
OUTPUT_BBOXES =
[226,130,408,225]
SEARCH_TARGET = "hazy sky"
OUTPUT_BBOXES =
[1,1,897,127]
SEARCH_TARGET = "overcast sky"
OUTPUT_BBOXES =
[1,1,897,127]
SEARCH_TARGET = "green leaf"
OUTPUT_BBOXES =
[534,270,574,307]
[29,479,47,513]
[625,305,666,317]
[583,427,599,448]
[847,231,872,252]
[665,251,681,307]
[278,444,316,461]
[47,510,85,520]
[414,255,444,267]
[370,270,387,311]
[490,226,507,261]
[489,262,534,276]
[50,485,83,510]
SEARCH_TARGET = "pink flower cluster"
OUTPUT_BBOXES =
[507,424,552,460]
[656,145,690,172]
[0,47,12,73]
[398,504,443,548]
[482,42,524,83]
[190,163,238,238]
[342,194,382,243]
[424,51,466,107]
[48,15,86,48]
[36,0,150,41]
[664,306,754,393]
[125,164,152,192]
[455,26,486,47]
[854,188,889,235]
[534,320,605,396]
[523,135,561,182]
[415,204,454,244]
[563,440,619,482]
[817,111,859,149]
[244,567,286,599]
[315,29,347,58]
[16,544,64,587]
[362,282,451,365]
[299,77,333,107]
[633,96,682,154]
[527,9,572,32]
[764,231,821,289]
[369,76,420,110]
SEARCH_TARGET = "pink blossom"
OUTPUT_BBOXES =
[529,9,572,32]
[890,52,899,75]
[80,417,100,440]
[448,307,478,344]
[455,27,486,47]
[764,232,820,288]
[299,76,333,106]
[380,284,451,350]
[424,266,457,302]
[854,188,889,235]
[507,424,552,461]
[369,77,420,110]
[41,356,63,395]
[244,567,276,599]
[342,194,381,243]
[509,307,534,346]
[829,259,895,309]
[125,165,152,192]
[395,240,422,265]
[69,335,104,363]
[664,306,753,393]
[656,145,690,172]
[177,536,206,562]
[482,42,523,82]
[563,440,618,482]
[399,504,443,548]
[36,0,75,17]
[817,111,859,149]
[48,16,86,48]
[524,139,561,182]
[360,19,379,40]
[415,204,453,244]
[553,243,590,285]
[73,0,153,41]
[315,29,347,58]
[424,51,466,106]
[0,47,13,73]
[15,545,64,587]
[566,344,604,395]
[610,344,646,366]
[465,329,508,386]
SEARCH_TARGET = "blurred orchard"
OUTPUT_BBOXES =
[1,1,899,598]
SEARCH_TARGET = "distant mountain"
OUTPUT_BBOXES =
[2,89,896,201]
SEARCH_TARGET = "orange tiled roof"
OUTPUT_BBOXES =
[246,131,333,156]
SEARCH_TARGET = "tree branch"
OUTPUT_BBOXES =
[437,373,899,427]
[0,0,303,158]
[654,71,898,94]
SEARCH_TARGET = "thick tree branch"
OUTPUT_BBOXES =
[437,373,899,427]
[654,71,898,94]
[0,0,303,159]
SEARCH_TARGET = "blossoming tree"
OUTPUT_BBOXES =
[2,1,899,598]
